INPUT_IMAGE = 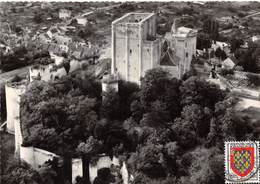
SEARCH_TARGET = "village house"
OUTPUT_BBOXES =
[211,41,230,52]
[71,45,99,63]
[46,27,61,39]
[59,8,71,19]
[252,35,260,42]
[76,16,88,26]
[222,56,239,70]
[38,33,52,44]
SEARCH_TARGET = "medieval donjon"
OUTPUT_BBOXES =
[111,13,161,84]
[111,13,197,84]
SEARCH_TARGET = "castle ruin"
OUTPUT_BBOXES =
[111,13,197,84]
[111,13,161,84]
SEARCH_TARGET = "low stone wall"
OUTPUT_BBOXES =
[237,97,260,110]
[20,146,59,169]
[72,158,83,184]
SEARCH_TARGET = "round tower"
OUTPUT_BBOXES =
[101,73,119,93]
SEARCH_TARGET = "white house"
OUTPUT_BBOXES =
[76,17,88,26]
[59,9,71,19]
[222,56,238,70]
[252,35,260,42]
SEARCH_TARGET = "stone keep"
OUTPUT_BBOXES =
[171,23,197,77]
[111,13,161,84]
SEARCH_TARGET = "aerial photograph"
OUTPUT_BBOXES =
[1,1,260,184]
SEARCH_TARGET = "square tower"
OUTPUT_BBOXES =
[172,26,197,77]
[111,13,161,84]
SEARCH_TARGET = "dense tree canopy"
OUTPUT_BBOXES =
[19,68,258,184]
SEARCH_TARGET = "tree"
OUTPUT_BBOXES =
[230,38,243,53]
[180,77,225,109]
[77,23,96,39]
[2,160,43,184]
[215,47,227,60]
[130,100,144,122]
[172,117,197,149]
[34,13,43,23]
[140,68,182,120]
[20,74,100,156]
[100,88,120,120]
[180,104,212,137]
[127,143,166,178]
[118,80,139,120]
[202,18,219,41]
[63,61,70,74]
[235,44,259,73]
[140,100,170,129]
[182,66,197,81]
[181,147,219,184]
[93,168,113,184]
[197,32,211,50]
[0,83,6,123]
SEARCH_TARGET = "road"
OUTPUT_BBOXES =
[0,66,29,84]
[62,3,122,26]
[244,11,260,19]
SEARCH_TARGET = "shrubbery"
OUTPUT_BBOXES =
[18,68,257,183]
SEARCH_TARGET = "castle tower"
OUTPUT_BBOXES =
[101,73,119,93]
[111,13,161,84]
[172,26,197,77]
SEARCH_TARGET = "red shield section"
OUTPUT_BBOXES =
[230,147,255,177]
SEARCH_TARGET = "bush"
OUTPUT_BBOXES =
[0,83,6,123]
[247,73,260,87]
[219,68,234,76]
[10,75,23,83]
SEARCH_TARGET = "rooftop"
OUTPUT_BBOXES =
[112,12,155,25]
[173,26,198,38]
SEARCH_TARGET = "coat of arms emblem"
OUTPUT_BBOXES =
[225,141,259,183]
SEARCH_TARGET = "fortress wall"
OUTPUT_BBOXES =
[33,147,58,169]
[20,146,59,170]
[5,84,26,134]
[20,146,36,168]
[72,158,83,184]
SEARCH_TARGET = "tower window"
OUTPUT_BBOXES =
[130,49,132,54]
[186,52,188,57]
[185,42,187,47]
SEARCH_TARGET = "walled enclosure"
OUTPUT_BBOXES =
[111,13,161,84]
